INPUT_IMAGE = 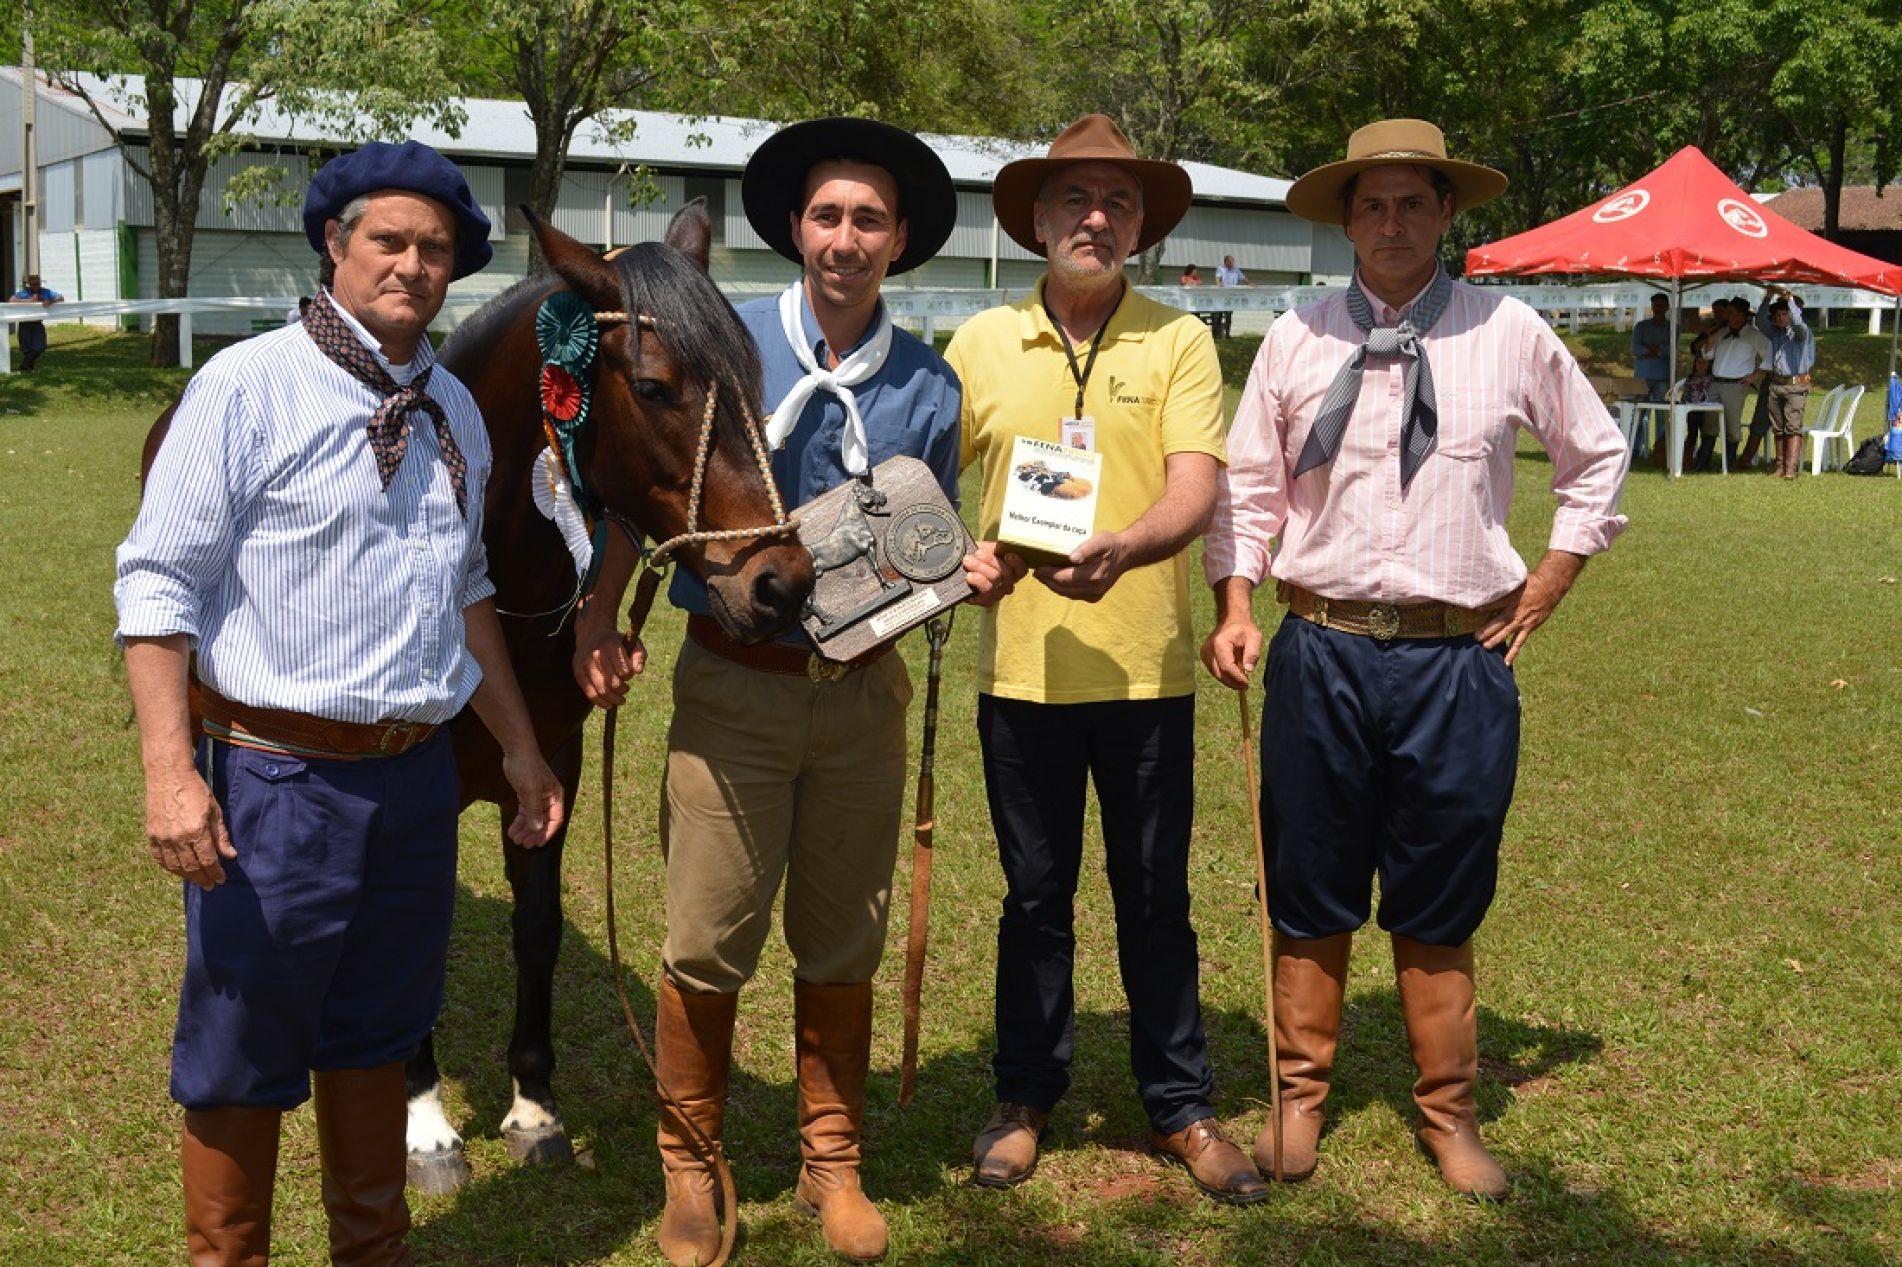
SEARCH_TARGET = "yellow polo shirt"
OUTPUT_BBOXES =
[947,278,1226,703]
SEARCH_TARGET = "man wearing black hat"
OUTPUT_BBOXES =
[116,139,562,1265]
[571,117,1016,1265]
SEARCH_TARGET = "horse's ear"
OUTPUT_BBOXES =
[666,198,712,274]
[526,206,622,309]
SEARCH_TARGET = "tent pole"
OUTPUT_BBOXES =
[1888,293,1899,381]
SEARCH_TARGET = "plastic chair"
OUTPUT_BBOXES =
[1807,385,1861,475]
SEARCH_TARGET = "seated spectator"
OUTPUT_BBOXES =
[1215,255,1246,287]
[1178,263,1202,286]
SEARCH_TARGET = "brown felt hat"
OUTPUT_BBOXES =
[1284,118,1507,224]
[991,114,1192,255]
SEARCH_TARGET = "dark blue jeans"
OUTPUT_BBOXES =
[977,693,1213,1135]
[1259,616,1521,947]
[171,733,460,1110]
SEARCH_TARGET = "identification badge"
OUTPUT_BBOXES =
[1060,415,1096,452]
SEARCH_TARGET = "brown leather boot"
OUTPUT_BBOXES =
[792,980,887,1262]
[1783,434,1803,479]
[312,1063,416,1266]
[183,1106,281,1266]
[1151,1118,1269,1204]
[971,1102,1049,1188]
[1392,937,1509,1201]
[1253,932,1351,1182]
[653,976,738,1267]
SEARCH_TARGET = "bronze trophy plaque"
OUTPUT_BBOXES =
[795,456,975,662]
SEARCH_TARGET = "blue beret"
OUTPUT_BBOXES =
[304,140,494,280]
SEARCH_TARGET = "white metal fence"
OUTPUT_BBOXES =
[4,282,1897,374]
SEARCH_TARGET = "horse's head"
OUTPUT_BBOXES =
[530,208,813,642]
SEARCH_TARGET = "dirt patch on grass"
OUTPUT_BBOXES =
[1803,1159,1900,1192]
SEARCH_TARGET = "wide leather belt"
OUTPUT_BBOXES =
[1281,583,1491,642]
[192,682,440,760]
[687,614,890,683]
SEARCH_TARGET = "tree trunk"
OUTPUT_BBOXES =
[145,82,184,368]
[523,108,572,274]
[1822,112,1847,241]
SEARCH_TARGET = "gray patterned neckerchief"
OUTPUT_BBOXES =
[1293,267,1455,491]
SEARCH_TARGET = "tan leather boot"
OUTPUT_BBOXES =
[1392,937,1509,1201]
[792,980,887,1262]
[1252,932,1351,1182]
[183,1106,281,1266]
[312,1063,416,1265]
[1783,434,1803,479]
[971,1102,1049,1188]
[653,976,738,1267]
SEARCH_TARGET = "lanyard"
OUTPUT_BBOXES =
[1044,289,1121,419]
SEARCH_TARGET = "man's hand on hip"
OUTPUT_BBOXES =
[503,748,566,848]
[146,765,236,890]
[1476,550,1587,666]
[1033,530,1128,603]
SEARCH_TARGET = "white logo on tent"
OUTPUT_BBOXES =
[1718,198,1769,238]
[1592,190,1649,223]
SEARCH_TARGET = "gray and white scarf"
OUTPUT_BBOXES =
[1293,267,1455,491]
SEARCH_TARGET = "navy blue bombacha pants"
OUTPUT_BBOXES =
[977,693,1215,1136]
[1258,616,1521,948]
[170,732,460,1111]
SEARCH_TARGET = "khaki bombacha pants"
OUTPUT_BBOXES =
[659,636,912,995]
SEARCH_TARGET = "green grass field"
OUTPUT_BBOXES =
[2,324,1898,1265]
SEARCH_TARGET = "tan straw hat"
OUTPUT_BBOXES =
[1284,118,1506,224]
[991,114,1193,255]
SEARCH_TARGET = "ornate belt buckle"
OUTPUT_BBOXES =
[379,721,412,754]
[1367,603,1401,642]
[807,656,848,684]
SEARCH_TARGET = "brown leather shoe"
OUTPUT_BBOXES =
[1393,936,1509,1201]
[183,1105,281,1266]
[654,976,739,1267]
[1253,931,1351,1182]
[312,1063,416,1265]
[792,980,887,1262]
[971,1102,1049,1188]
[1150,1118,1270,1205]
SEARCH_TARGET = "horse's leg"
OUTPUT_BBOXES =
[405,1031,473,1195]
[498,732,584,1167]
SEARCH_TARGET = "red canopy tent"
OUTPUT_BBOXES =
[1466,146,1902,394]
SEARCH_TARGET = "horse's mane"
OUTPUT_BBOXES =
[442,243,766,447]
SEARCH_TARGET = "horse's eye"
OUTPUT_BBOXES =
[632,378,673,404]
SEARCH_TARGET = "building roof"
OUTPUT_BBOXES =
[1764,185,1902,233]
[3,67,1292,207]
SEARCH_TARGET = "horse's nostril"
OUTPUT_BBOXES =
[752,565,794,615]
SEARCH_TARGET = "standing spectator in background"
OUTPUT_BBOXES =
[1630,293,1672,402]
[1178,262,1203,286]
[1216,255,1247,287]
[1755,287,1815,480]
[1698,296,1770,471]
[9,274,64,371]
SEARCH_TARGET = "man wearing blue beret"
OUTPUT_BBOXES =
[116,139,563,1266]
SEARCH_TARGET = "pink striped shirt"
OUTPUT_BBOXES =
[1204,278,1629,607]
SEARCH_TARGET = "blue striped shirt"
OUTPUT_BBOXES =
[114,298,495,724]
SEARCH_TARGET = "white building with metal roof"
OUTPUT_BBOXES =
[1,67,1353,333]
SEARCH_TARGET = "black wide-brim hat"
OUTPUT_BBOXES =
[304,140,494,280]
[741,118,956,276]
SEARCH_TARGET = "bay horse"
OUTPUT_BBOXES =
[140,206,814,1195]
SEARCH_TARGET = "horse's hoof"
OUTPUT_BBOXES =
[504,1125,574,1168]
[406,1147,472,1196]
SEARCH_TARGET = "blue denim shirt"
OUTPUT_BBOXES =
[1630,316,1671,382]
[1755,303,1816,376]
[668,287,963,634]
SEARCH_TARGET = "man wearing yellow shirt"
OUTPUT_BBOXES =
[946,115,1264,1205]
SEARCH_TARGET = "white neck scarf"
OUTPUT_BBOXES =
[763,281,893,477]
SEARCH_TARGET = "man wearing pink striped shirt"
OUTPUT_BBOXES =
[1201,120,1628,1201]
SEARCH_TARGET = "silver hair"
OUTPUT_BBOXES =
[329,194,374,250]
